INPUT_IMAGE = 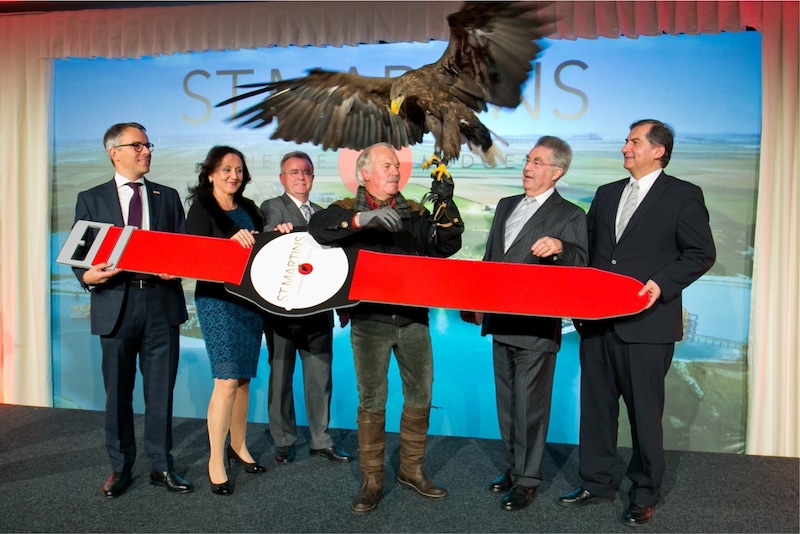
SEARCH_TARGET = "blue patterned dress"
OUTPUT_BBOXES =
[195,206,262,379]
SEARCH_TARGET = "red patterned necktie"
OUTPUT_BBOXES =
[127,182,143,228]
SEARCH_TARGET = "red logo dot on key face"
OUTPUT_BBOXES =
[299,263,313,275]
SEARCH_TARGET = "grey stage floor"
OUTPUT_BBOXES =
[0,404,797,533]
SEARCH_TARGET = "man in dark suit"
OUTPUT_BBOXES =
[462,136,588,511]
[558,120,716,526]
[260,151,352,465]
[72,122,192,498]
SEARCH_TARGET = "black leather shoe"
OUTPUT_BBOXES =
[149,471,193,493]
[558,487,614,507]
[274,445,295,464]
[501,484,536,511]
[489,469,512,494]
[103,471,132,498]
[623,503,653,527]
[208,466,232,496]
[226,444,265,473]
[310,446,353,463]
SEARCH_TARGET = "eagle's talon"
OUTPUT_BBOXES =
[422,155,442,170]
[430,163,452,182]
[422,155,451,181]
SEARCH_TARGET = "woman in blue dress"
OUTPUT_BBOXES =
[186,146,266,495]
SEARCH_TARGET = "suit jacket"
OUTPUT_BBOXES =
[260,193,334,330]
[261,193,322,232]
[72,178,188,336]
[482,190,588,352]
[578,171,716,343]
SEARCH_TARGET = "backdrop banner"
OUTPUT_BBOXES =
[51,32,760,451]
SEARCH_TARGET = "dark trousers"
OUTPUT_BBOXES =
[350,319,432,412]
[578,329,674,506]
[100,288,180,473]
[267,322,334,449]
[492,340,556,488]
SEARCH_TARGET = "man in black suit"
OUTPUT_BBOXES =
[558,120,716,526]
[72,122,193,498]
[462,136,588,511]
[260,151,352,465]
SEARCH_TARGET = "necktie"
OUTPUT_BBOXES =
[616,181,639,241]
[504,196,536,253]
[127,182,143,228]
[300,204,313,223]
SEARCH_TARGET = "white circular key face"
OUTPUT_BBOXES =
[249,232,350,311]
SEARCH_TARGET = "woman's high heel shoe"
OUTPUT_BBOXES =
[226,444,266,474]
[208,467,233,496]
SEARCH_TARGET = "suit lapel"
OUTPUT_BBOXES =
[499,195,520,221]
[487,195,518,258]
[511,191,560,248]
[617,172,669,242]
[280,193,306,225]
[497,194,523,252]
[101,179,125,227]
[607,179,628,244]
[144,179,160,230]
[502,191,563,259]
[498,195,522,227]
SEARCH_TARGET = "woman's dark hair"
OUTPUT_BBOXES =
[187,145,252,203]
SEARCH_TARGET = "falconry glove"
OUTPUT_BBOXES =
[358,207,403,232]
[429,175,454,204]
[423,175,462,231]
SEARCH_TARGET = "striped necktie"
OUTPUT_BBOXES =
[300,204,313,223]
[616,181,639,241]
[504,196,536,252]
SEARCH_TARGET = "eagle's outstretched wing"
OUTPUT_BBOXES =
[217,70,424,151]
[217,2,552,162]
[435,1,549,112]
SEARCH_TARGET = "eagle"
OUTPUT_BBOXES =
[217,2,552,178]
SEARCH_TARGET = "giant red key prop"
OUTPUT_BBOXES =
[57,221,648,320]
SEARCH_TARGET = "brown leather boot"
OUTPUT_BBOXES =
[351,408,385,513]
[397,404,447,498]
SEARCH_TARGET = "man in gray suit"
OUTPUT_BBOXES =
[260,151,353,464]
[463,136,588,511]
[72,122,192,498]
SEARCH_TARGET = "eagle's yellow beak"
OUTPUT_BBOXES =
[390,96,405,115]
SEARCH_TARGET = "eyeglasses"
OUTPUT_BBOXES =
[114,142,155,152]
[284,169,313,177]
[523,156,559,168]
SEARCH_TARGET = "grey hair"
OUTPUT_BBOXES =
[280,150,314,174]
[534,135,573,177]
[103,122,146,157]
[355,143,395,186]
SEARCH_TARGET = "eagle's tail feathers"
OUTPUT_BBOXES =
[468,139,503,168]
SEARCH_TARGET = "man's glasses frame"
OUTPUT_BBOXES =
[114,142,155,152]
[523,156,560,169]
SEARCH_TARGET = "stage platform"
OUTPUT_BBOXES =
[0,404,797,533]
